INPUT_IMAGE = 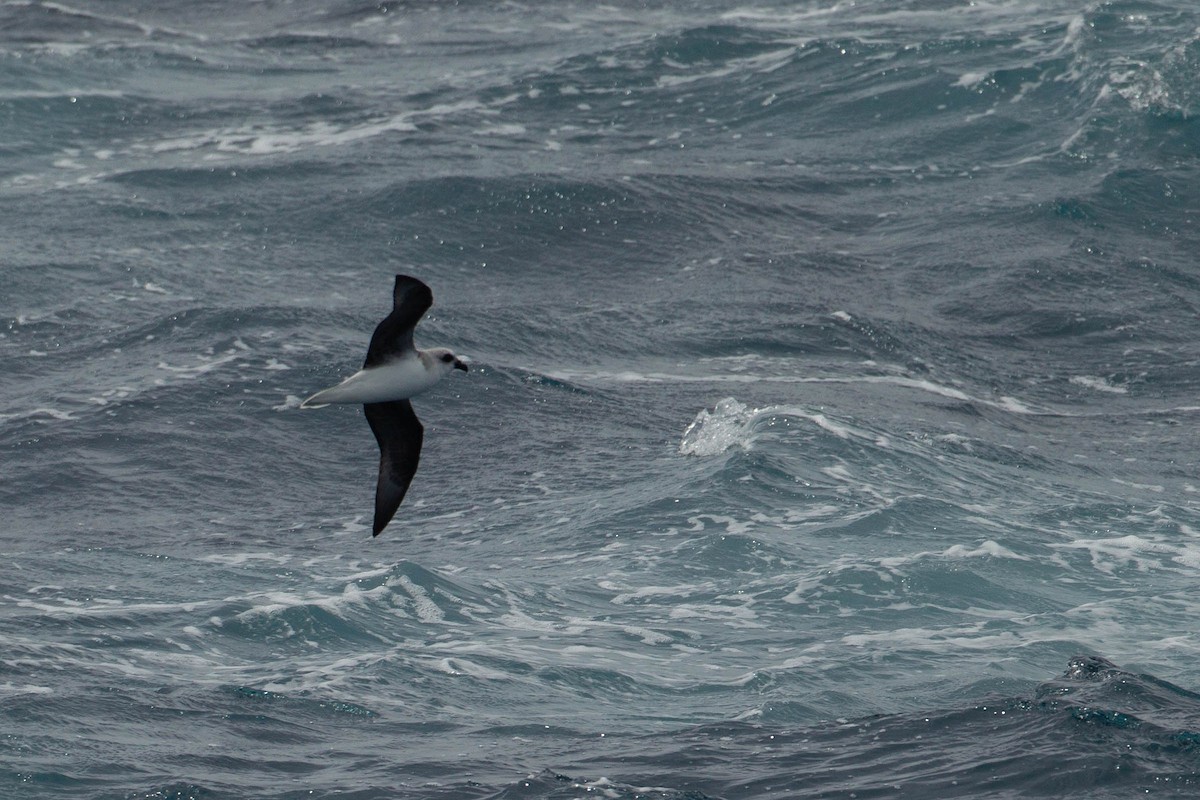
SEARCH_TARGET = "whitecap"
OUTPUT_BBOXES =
[679,397,755,456]
[955,71,989,88]
[679,397,874,456]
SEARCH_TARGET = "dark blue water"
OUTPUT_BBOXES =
[5,1,1200,797]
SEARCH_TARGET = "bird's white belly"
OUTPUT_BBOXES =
[303,358,437,405]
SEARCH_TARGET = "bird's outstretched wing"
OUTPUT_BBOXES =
[364,275,433,368]
[364,399,424,536]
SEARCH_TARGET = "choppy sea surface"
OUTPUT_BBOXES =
[5,1,1200,797]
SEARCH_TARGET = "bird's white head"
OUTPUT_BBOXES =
[426,347,469,377]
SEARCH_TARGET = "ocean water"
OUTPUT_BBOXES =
[5,0,1200,797]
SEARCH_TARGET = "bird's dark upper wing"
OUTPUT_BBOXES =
[364,275,433,368]
[364,399,424,536]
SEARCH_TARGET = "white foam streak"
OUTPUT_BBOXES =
[0,682,54,696]
[551,366,1047,416]
[1070,375,1128,394]
[392,575,446,625]
[656,46,797,87]
[1051,534,1200,574]
[156,340,247,377]
[145,101,482,158]
[11,595,210,617]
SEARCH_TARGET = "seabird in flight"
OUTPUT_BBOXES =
[302,275,468,536]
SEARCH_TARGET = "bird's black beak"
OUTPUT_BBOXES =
[454,359,469,373]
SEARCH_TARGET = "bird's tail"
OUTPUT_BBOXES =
[300,386,337,408]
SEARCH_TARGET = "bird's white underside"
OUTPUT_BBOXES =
[302,354,441,406]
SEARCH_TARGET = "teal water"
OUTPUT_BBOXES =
[5,1,1200,797]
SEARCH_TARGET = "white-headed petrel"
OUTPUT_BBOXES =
[302,275,468,536]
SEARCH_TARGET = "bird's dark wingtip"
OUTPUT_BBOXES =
[392,273,431,300]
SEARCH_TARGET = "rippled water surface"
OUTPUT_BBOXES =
[5,1,1200,797]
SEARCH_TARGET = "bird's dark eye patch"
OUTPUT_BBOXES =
[441,353,453,362]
